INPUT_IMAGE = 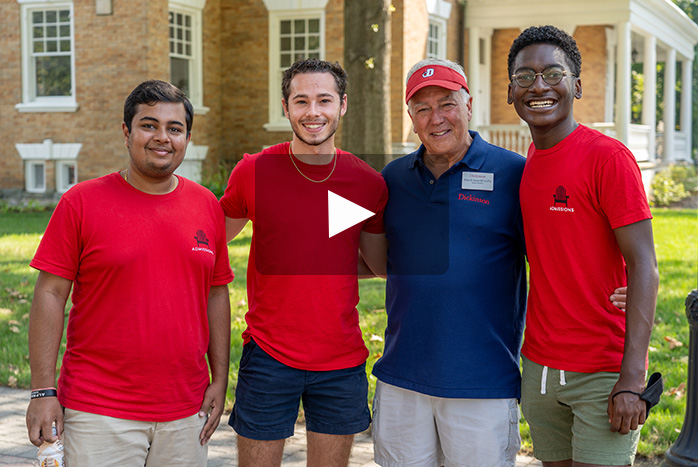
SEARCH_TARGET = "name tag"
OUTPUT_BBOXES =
[462,172,494,191]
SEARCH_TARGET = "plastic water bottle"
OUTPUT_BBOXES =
[37,426,64,467]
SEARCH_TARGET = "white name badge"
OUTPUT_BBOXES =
[462,172,494,191]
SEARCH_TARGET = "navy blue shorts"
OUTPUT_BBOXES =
[229,339,371,441]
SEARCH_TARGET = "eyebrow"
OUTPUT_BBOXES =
[138,116,185,127]
[412,93,458,107]
[292,92,336,100]
[514,63,564,73]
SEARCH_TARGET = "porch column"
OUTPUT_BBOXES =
[643,35,657,162]
[468,26,480,129]
[664,48,677,162]
[615,22,632,145]
[681,57,693,161]
[605,28,616,124]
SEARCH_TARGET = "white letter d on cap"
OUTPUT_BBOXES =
[422,68,434,78]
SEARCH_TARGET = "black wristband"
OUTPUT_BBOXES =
[611,389,642,401]
[31,389,58,399]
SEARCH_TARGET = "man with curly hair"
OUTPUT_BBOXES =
[507,25,659,467]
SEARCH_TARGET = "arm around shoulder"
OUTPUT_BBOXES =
[225,217,249,243]
[359,231,388,278]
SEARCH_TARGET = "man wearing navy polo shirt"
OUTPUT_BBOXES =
[367,58,629,467]
[370,58,527,467]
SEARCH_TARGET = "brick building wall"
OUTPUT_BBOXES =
[221,0,280,161]
[197,0,223,173]
[0,1,22,192]
[1,0,224,196]
[491,28,521,125]
[0,0,622,199]
[573,25,608,124]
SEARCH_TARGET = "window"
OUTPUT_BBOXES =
[169,0,208,114]
[16,139,82,193]
[427,18,447,60]
[426,0,451,60]
[278,17,322,119]
[279,18,322,70]
[56,160,77,192]
[170,11,193,96]
[16,1,77,112]
[26,161,46,193]
[265,11,325,131]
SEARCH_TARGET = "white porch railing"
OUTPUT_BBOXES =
[475,124,532,156]
[629,124,651,161]
[674,131,691,161]
[478,122,658,162]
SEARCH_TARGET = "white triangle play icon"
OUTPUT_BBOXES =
[328,190,375,238]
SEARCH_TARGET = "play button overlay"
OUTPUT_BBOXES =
[328,191,374,238]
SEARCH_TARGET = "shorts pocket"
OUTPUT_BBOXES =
[238,338,257,370]
[506,399,522,459]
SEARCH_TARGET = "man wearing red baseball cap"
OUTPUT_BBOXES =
[368,58,628,467]
[371,57,527,467]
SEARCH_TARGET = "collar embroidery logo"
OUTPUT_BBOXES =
[193,230,214,255]
[422,68,435,78]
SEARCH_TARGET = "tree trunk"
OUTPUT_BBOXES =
[342,0,392,170]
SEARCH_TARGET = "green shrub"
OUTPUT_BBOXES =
[0,200,55,214]
[200,161,236,199]
[650,163,698,207]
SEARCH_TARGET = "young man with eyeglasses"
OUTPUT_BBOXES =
[507,25,659,467]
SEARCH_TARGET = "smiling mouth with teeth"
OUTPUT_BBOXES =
[304,123,325,129]
[528,100,555,108]
[433,130,449,136]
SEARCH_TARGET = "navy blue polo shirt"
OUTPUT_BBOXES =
[372,131,527,399]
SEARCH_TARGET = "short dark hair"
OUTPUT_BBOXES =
[281,58,348,104]
[507,25,582,79]
[123,80,194,136]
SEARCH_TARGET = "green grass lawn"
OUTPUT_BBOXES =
[0,207,695,458]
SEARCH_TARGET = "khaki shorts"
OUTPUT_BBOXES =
[372,381,520,467]
[63,409,208,467]
[521,356,641,465]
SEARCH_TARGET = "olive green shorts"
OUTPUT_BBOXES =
[521,356,641,466]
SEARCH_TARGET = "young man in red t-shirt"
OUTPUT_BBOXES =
[508,25,659,466]
[26,80,233,466]
[220,58,388,467]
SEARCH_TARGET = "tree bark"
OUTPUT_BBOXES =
[342,0,392,170]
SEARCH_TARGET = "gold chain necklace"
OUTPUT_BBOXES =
[288,144,337,183]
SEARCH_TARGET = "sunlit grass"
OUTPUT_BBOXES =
[1,208,695,458]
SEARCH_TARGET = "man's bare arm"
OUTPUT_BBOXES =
[198,284,231,445]
[607,219,659,435]
[359,232,388,279]
[225,217,249,243]
[26,271,72,446]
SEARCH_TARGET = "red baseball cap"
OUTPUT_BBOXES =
[405,65,470,104]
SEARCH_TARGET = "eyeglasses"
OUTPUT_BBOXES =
[510,67,577,88]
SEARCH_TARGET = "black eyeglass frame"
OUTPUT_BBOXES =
[510,67,578,88]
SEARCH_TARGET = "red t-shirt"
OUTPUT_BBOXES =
[31,173,233,421]
[520,125,652,373]
[220,142,388,370]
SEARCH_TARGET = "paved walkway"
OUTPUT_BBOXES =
[0,386,541,466]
